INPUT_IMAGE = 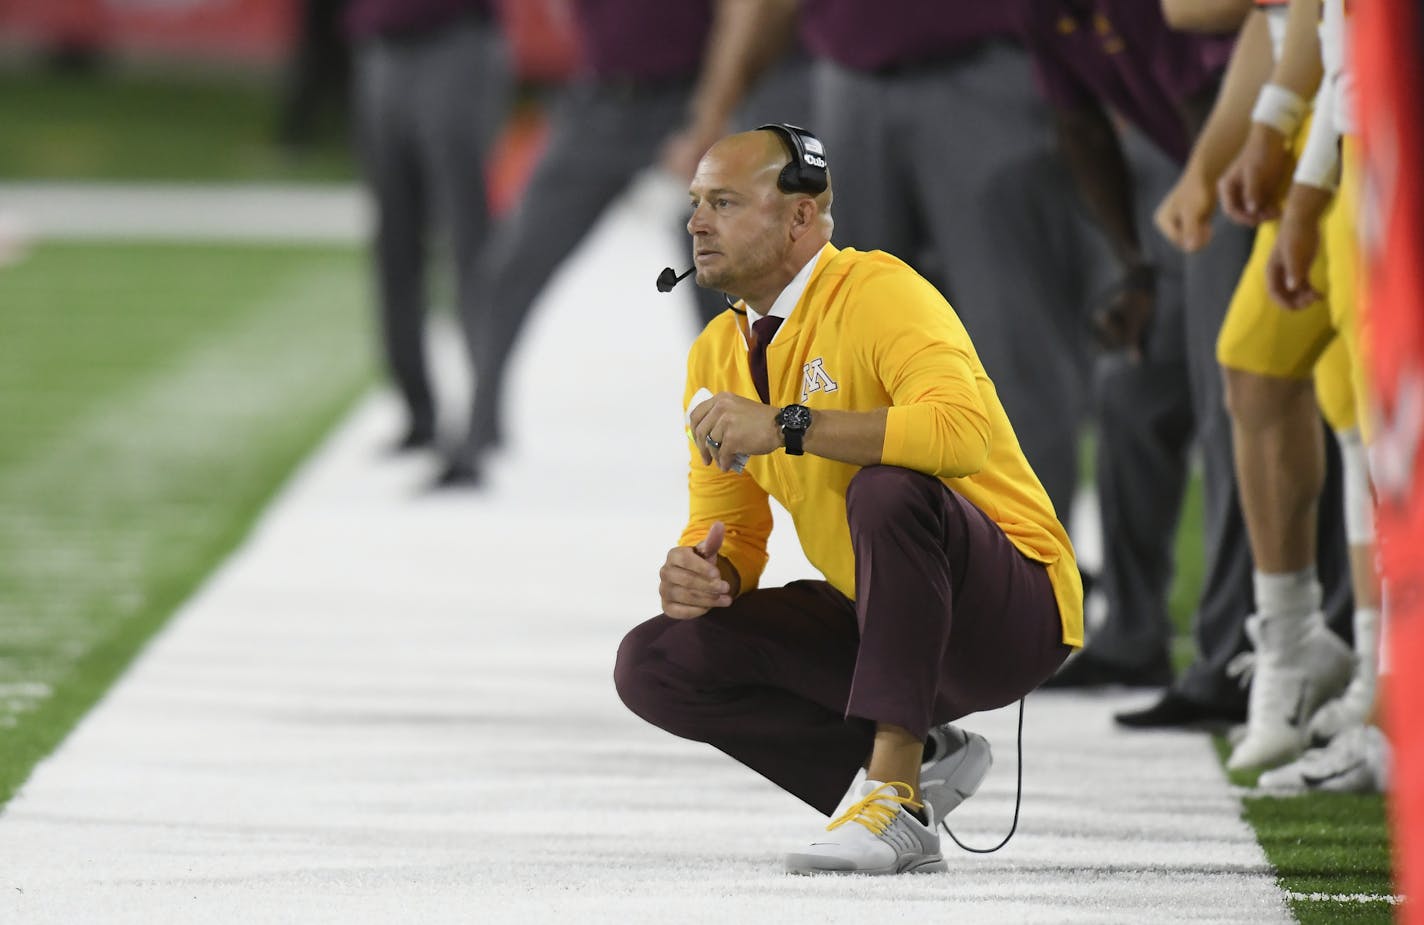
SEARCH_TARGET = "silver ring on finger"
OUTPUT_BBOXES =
[705,435,722,451]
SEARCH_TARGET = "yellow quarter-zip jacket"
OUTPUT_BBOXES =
[678,244,1083,647]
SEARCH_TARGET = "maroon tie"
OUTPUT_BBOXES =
[748,315,784,404]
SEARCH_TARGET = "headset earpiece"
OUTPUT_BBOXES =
[757,123,829,196]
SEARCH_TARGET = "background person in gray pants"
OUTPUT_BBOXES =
[347,0,510,453]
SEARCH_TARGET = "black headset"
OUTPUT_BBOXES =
[757,123,829,196]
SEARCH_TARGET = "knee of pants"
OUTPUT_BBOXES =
[613,616,729,730]
[613,619,669,722]
[844,465,943,532]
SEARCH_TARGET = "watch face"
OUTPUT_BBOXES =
[781,404,812,430]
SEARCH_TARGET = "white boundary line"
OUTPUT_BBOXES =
[1285,891,1404,904]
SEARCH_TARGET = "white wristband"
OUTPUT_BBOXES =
[1251,83,1308,136]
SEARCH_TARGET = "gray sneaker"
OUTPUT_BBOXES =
[919,723,992,820]
[785,780,947,876]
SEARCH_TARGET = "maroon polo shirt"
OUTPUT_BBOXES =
[1020,0,1233,163]
[571,0,713,81]
[345,0,492,41]
[799,0,1020,73]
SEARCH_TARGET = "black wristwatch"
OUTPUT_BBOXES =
[776,404,812,456]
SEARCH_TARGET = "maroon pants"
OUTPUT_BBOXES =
[614,466,1071,815]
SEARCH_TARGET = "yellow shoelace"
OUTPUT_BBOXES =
[826,782,923,835]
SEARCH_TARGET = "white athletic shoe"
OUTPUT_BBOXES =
[1307,674,1376,744]
[785,780,947,876]
[1227,723,1248,749]
[919,723,992,820]
[1227,614,1355,771]
[1257,725,1389,794]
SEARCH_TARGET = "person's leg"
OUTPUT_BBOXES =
[615,580,872,816]
[1216,238,1354,766]
[447,83,689,480]
[843,466,1071,748]
[1208,216,1338,692]
[831,465,1070,862]
[1174,212,1275,713]
[1307,145,1383,742]
[808,59,919,261]
[352,39,435,447]
[415,19,511,458]
[616,467,1070,816]
[1083,317,1191,680]
[901,42,1096,519]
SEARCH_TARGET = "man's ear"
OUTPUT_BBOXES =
[788,198,816,241]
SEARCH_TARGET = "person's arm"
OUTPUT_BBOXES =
[1218,0,1324,225]
[1272,0,1325,97]
[1266,0,1341,309]
[689,274,993,479]
[1161,0,1253,34]
[816,273,994,478]
[1156,10,1275,250]
[660,0,800,180]
[691,394,889,470]
[1189,11,1276,183]
[681,376,775,595]
[1054,101,1145,271]
[1051,100,1157,354]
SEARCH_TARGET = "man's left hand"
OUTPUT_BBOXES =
[1266,183,1333,311]
[690,391,781,470]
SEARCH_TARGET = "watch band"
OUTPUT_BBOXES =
[783,422,805,456]
[777,404,811,456]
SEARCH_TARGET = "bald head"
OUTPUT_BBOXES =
[702,130,834,216]
[685,129,834,311]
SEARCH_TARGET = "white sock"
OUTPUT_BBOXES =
[1337,429,1376,545]
[1253,567,1321,618]
[1252,568,1320,649]
[1353,606,1380,675]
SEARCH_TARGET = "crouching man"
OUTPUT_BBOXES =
[615,125,1082,875]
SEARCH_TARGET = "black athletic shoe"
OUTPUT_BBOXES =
[1113,689,1246,731]
[1040,650,1172,690]
[430,458,482,489]
[387,425,435,454]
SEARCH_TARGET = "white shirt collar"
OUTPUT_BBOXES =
[744,244,828,346]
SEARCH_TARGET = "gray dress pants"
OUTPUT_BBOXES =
[811,42,1099,518]
[354,17,510,440]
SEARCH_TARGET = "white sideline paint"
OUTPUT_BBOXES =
[1286,892,1404,905]
[0,182,366,242]
[0,176,1289,923]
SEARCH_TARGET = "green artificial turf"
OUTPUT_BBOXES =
[0,70,354,181]
[0,240,373,807]
[1169,473,1207,673]
[1215,738,1397,923]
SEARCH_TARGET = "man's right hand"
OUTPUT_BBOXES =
[1154,168,1216,253]
[659,521,735,620]
[1218,124,1290,226]
[1093,265,1156,362]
